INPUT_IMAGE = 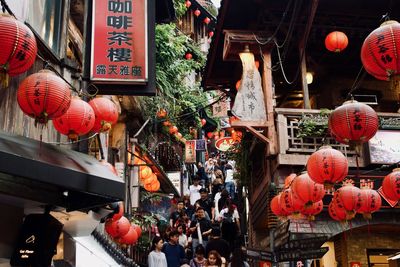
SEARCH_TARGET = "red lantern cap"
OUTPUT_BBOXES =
[325,31,348,53]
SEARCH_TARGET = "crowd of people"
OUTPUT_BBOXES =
[148,154,249,267]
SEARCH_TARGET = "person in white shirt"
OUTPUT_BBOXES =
[189,177,202,205]
[148,236,167,267]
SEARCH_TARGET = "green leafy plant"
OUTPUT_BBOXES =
[297,109,331,138]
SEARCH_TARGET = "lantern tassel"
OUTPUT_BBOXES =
[0,70,9,88]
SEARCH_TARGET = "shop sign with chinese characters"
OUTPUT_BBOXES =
[90,0,148,83]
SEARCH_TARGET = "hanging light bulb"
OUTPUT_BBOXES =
[306,72,313,84]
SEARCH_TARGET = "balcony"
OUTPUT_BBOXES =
[275,108,400,168]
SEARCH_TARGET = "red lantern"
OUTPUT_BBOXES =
[301,200,323,221]
[280,188,304,215]
[185,0,191,8]
[157,109,167,118]
[140,166,153,180]
[204,17,211,24]
[307,146,348,189]
[112,202,124,221]
[0,15,37,85]
[235,80,241,90]
[270,194,291,217]
[53,98,95,140]
[142,173,157,185]
[361,20,400,81]
[291,172,325,207]
[325,31,348,52]
[17,70,71,125]
[201,118,207,126]
[194,9,201,17]
[382,168,400,201]
[163,120,172,127]
[328,202,347,222]
[132,224,142,237]
[144,179,160,192]
[207,132,213,139]
[284,173,296,189]
[185,53,193,60]
[208,31,214,38]
[119,226,138,245]
[105,216,130,238]
[169,125,178,134]
[333,184,361,220]
[89,97,118,133]
[358,188,382,220]
[100,160,118,176]
[328,100,379,144]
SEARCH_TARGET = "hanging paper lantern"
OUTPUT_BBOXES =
[17,70,72,125]
[361,20,400,81]
[207,132,213,139]
[142,173,157,185]
[132,224,142,237]
[328,202,347,222]
[100,160,118,176]
[112,202,124,221]
[284,173,296,189]
[333,184,361,220]
[307,146,348,189]
[89,97,118,133]
[185,53,193,60]
[169,125,178,134]
[144,179,160,192]
[270,194,291,217]
[204,17,211,24]
[301,200,323,221]
[201,118,207,126]
[140,166,153,180]
[0,15,37,86]
[291,172,325,207]
[280,188,304,215]
[133,156,145,166]
[163,120,172,127]
[105,216,130,238]
[325,31,348,52]
[119,226,138,245]
[194,9,201,17]
[358,188,382,220]
[157,109,167,118]
[382,168,400,201]
[53,98,95,140]
[328,100,379,144]
[185,0,191,8]
[208,31,214,38]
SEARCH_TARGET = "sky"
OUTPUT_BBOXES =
[211,0,221,8]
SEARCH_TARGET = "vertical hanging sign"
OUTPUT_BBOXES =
[90,0,148,83]
[185,140,196,163]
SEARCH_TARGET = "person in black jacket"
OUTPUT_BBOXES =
[205,227,231,261]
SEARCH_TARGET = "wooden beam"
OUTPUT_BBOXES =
[246,126,271,144]
[231,120,272,128]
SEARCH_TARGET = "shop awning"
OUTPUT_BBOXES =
[0,131,125,211]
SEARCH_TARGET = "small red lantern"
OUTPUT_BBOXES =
[53,98,95,140]
[17,70,72,125]
[144,179,160,192]
[185,53,193,60]
[358,188,382,220]
[301,200,323,221]
[169,125,178,134]
[0,15,37,86]
[208,31,214,38]
[207,132,213,139]
[333,184,361,220]
[201,118,207,126]
[280,188,304,215]
[325,31,348,52]
[185,0,191,8]
[204,17,211,24]
[119,226,138,245]
[382,168,400,201]
[89,97,118,133]
[284,173,296,189]
[291,172,325,207]
[328,202,347,222]
[105,216,130,238]
[307,146,348,189]
[157,109,167,118]
[112,202,124,221]
[194,9,201,17]
[163,120,172,127]
[271,194,291,217]
[328,100,379,145]
[361,20,400,81]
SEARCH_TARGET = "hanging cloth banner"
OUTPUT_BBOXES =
[185,140,196,163]
[231,52,267,121]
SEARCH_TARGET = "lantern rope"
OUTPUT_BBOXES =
[345,66,367,100]
[44,132,98,145]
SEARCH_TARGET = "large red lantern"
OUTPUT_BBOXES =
[53,98,95,140]
[0,15,37,85]
[328,100,379,145]
[119,226,138,245]
[105,216,130,238]
[382,168,400,201]
[328,202,347,222]
[89,97,118,133]
[17,70,72,125]
[144,179,160,192]
[280,188,304,215]
[132,224,142,237]
[291,172,325,207]
[333,184,361,220]
[325,31,348,52]
[361,20,400,81]
[142,173,157,185]
[301,200,323,221]
[140,166,153,180]
[284,173,296,189]
[358,188,382,220]
[307,146,348,189]
[270,194,291,217]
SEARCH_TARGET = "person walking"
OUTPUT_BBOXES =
[162,230,186,267]
[190,245,207,267]
[189,207,212,252]
[148,236,168,267]
[206,250,225,267]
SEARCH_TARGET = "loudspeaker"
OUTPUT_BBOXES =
[10,214,63,267]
